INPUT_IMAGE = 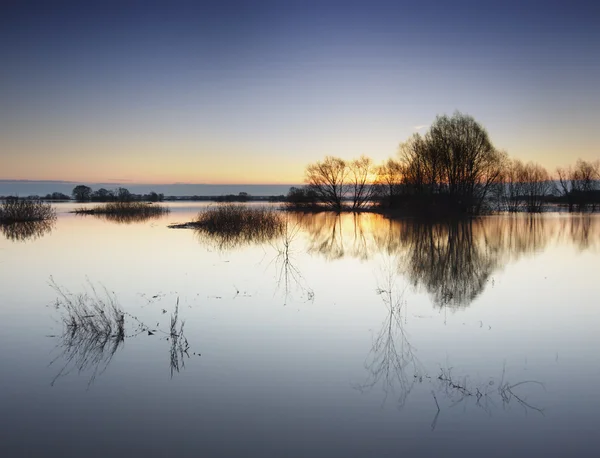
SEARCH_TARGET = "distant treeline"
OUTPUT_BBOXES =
[0,188,288,203]
[286,112,600,215]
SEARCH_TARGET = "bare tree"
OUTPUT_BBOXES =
[374,158,403,207]
[399,133,435,195]
[521,162,552,212]
[348,155,376,210]
[556,159,600,211]
[397,113,505,214]
[305,156,348,211]
[499,158,527,212]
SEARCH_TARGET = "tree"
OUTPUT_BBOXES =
[349,156,376,210]
[116,187,133,202]
[520,162,552,212]
[399,112,505,214]
[305,156,348,211]
[145,191,164,202]
[72,185,92,202]
[286,186,318,209]
[556,159,600,211]
[91,188,115,202]
[374,158,403,206]
[497,158,527,212]
[44,192,71,201]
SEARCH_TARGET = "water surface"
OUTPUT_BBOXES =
[1,204,599,457]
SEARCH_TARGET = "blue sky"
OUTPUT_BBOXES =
[1,0,599,183]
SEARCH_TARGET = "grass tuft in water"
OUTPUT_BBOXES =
[49,278,125,387]
[171,203,285,249]
[73,201,170,218]
[0,197,56,223]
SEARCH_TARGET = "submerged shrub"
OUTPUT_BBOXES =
[74,201,170,218]
[173,203,285,249]
[0,197,57,223]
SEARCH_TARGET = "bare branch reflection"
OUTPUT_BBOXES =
[85,212,167,224]
[355,256,422,408]
[168,300,190,377]
[49,281,192,386]
[1,220,54,242]
[268,217,314,305]
[49,280,126,388]
[288,212,600,309]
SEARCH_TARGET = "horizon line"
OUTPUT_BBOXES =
[0,179,301,186]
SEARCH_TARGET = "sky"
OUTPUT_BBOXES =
[1,0,599,184]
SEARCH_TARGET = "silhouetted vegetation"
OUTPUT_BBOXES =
[0,197,56,223]
[50,279,125,387]
[297,112,598,216]
[73,201,170,219]
[285,186,319,210]
[299,112,505,215]
[171,203,284,249]
[395,113,505,215]
[49,280,192,386]
[305,156,350,211]
[71,185,165,202]
[493,159,553,213]
[72,185,92,202]
[43,192,71,201]
[215,192,251,202]
[555,159,600,211]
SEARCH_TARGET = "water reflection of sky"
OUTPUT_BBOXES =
[0,205,599,457]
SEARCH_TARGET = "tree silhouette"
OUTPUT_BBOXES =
[72,185,92,202]
[305,156,348,211]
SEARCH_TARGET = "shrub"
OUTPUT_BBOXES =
[0,197,57,223]
[172,203,284,249]
[73,201,170,218]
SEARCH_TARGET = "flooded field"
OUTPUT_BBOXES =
[1,203,599,457]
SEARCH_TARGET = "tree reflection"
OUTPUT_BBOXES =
[289,212,597,309]
[398,220,498,309]
[355,257,422,408]
[0,220,54,241]
[268,218,314,305]
[557,214,600,251]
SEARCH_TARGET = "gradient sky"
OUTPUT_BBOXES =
[1,0,599,184]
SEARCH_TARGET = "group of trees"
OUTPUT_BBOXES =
[71,185,164,203]
[493,158,599,213]
[291,112,600,215]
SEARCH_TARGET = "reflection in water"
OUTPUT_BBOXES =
[80,212,167,224]
[433,364,545,424]
[355,257,422,408]
[354,262,546,422]
[168,301,190,377]
[49,281,191,386]
[268,219,314,305]
[185,211,600,308]
[49,281,126,387]
[290,213,600,308]
[557,214,600,251]
[398,220,497,309]
[192,221,283,251]
[0,220,54,241]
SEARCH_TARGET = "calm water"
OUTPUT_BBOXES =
[1,204,599,457]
